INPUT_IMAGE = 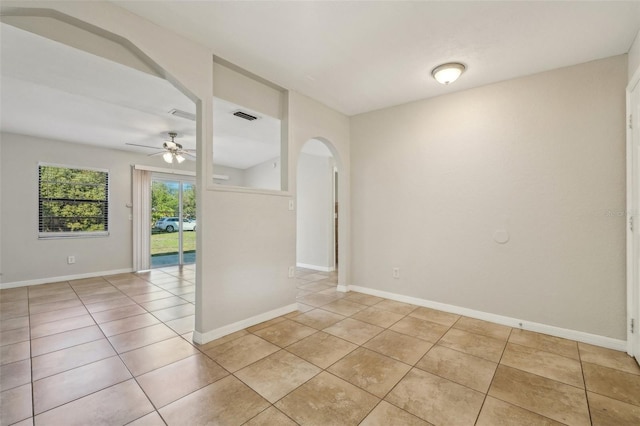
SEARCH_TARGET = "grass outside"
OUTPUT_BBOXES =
[151,231,196,255]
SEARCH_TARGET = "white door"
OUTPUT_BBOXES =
[628,78,640,362]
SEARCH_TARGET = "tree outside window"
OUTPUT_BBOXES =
[38,164,109,237]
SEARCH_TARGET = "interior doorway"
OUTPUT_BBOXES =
[296,139,337,274]
[151,174,196,268]
[628,72,640,364]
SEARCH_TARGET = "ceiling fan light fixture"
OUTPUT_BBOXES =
[432,62,466,85]
[176,154,186,164]
[163,152,174,163]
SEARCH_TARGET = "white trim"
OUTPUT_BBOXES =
[192,303,297,344]
[0,268,134,289]
[336,284,348,293]
[346,285,627,352]
[627,71,640,357]
[133,164,196,176]
[627,82,634,356]
[296,262,335,272]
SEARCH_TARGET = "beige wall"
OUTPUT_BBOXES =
[351,55,628,340]
[244,156,281,190]
[0,132,195,284]
[211,164,245,187]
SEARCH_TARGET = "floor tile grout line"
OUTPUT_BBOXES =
[483,394,567,425]
[99,327,180,355]
[283,294,444,424]
[240,404,298,426]
[472,325,513,425]
[368,309,460,425]
[30,278,158,421]
[124,410,168,426]
[29,280,123,420]
[32,374,133,420]
[28,325,104,357]
[586,389,640,409]
[506,334,583,362]
[477,335,592,424]
[27,283,35,424]
[577,342,594,425]
[421,337,499,364]
[198,285,363,420]
[28,304,90,321]
[497,360,592,392]
[74,276,199,425]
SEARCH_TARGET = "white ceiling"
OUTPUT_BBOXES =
[113,1,640,116]
[213,97,281,169]
[1,2,639,168]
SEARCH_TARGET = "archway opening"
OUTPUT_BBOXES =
[296,139,338,289]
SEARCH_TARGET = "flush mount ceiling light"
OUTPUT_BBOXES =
[432,62,466,85]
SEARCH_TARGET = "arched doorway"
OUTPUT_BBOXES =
[296,139,339,284]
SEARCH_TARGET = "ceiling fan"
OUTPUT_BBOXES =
[126,132,196,164]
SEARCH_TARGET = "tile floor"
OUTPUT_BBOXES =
[1,266,639,425]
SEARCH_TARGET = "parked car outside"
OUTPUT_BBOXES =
[154,217,196,232]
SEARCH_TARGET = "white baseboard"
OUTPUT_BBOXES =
[296,262,335,272]
[0,268,135,289]
[193,303,298,345]
[347,285,627,352]
[336,285,348,293]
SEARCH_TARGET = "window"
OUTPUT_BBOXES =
[38,164,109,238]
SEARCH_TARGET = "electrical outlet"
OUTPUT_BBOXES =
[67,256,76,264]
[392,267,400,279]
[288,266,295,278]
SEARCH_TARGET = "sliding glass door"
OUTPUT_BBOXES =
[150,175,196,268]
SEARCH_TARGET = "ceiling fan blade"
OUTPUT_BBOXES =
[148,152,165,157]
[181,151,196,158]
[126,142,162,150]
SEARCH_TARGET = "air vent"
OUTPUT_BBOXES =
[168,109,196,121]
[233,110,259,121]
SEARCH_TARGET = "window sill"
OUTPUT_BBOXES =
[38,232,109,240]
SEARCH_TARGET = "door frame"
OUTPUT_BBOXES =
[626,65,640,359]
